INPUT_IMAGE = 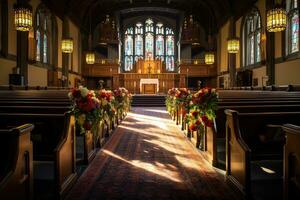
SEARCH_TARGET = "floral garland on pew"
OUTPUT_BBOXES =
[98,89,116,119]
[186,88,218,137]
[166,88,192,118]
[166,87,218,148]
[166,88,178,115]
[68,86,102,133]
[113,87,132,118]
[69,86,131,134]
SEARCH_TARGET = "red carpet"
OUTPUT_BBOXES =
[67,107,237,200]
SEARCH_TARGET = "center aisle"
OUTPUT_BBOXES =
[67,107,237,200]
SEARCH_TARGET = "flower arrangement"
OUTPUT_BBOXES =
[166,88,192,119]
[98,89,116,119]
[113,87,132,115]
[191,87,218,120]
[68,86,102,133]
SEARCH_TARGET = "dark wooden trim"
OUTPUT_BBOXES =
[275,52,300,64]
[1,0,8,57]
[265,0,275,85]
[228,17,236,87]
[237,60,266,71]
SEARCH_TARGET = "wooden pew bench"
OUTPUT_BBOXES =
[282,124,300,200]
[0,106,69,114]
[0,113,77,199]
[203,104,300,167]
[0,124,34,200]
[225,110,300,199]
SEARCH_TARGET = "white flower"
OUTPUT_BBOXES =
[68,92,73,100]
[79,86,89,97]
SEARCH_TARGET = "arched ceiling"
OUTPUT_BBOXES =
[42,0,257,33]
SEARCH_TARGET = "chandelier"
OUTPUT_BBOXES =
[227,38,240,54]
[61,38,74,53]
[205,52,215,65]
[267,8,287,32]
[86,52,95,65]
[13,4,33,31]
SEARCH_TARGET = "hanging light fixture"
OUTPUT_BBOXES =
[86,10,95,64]
[13,3,33,31]
[267,8,287,32]
[61,38,74,53]
[205,17,215,65]
[205,52,215,65]
[86,52,95,65]
[227,38,240,54]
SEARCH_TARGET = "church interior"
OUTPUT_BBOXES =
[1,0,300,199]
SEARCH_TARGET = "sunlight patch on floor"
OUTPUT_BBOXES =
[144,109,169,114]
[102,149,183,183]
[129,113,171,123]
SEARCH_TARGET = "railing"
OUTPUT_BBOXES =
[178,59,206,65]
[95,59,120,65]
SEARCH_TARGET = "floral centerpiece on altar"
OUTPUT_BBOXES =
[68,86,101,133]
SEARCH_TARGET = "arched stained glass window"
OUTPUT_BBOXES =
[36,29,41,62]
[145,19,154,60]
[156,23,164,61]
[243,9,261,66]
[166,28,175,71]
[35,4,52,64]
[125,27,134,71]
[287,0,299,54]
[135,23,144,61]
[123,18,176,72]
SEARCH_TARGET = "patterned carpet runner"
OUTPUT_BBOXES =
[67,107,237,200]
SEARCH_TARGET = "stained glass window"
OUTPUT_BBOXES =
[244,9,261,66]
[35,5,52,64]
[123,18,176,72]
[125,28,134,71]
[36,30,41,62]
[135,23,143,61]
[43,34,47,63]
[156,23,164,61]
[166,28,175,71]
[287,0,299,54]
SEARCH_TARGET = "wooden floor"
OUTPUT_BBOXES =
[67,107,237,200]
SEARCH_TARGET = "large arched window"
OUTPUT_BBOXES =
[286,0,299,54]
[243,9,261,66]
[123,18,176,72]
[35,5,53,64]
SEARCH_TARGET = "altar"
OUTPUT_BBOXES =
[140,78,159,94]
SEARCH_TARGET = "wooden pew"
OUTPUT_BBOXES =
[282,124,300,200]
[0,112,77,199]
[204,104,300,167]
[0,124,34,200]
[224,110,300,199]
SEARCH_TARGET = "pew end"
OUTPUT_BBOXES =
[224,109,251,197]
[0,124,34,200]
[283,124,300,200]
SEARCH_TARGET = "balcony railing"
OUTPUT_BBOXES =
[178,59,206,65]
[95,59,120,65]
